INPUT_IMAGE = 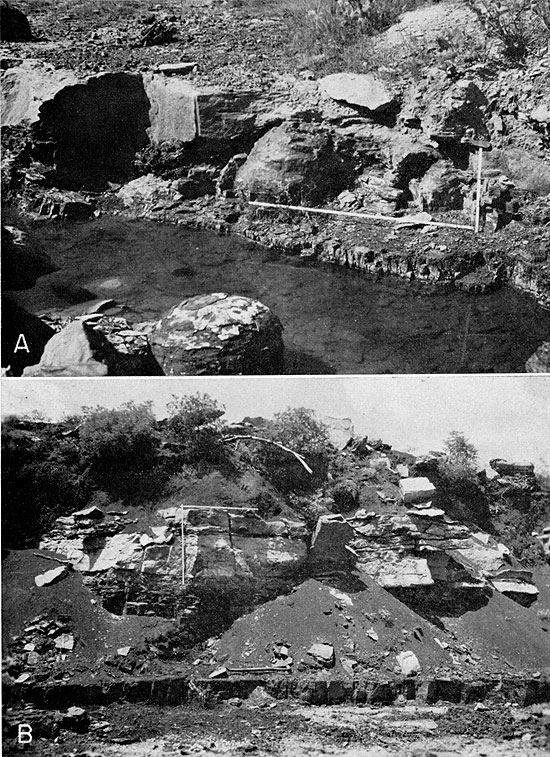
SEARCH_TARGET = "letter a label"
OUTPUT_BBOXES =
[14,334,30,353]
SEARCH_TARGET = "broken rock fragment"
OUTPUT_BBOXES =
[319,73,398,117]
[34,565,69,587]
[399,477,436,504]
[396,650,420,676]
[307,643,335,668]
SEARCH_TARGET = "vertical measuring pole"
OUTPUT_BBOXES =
[474,146,483,233]
[181,505,185,586]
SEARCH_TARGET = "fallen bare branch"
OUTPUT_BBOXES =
[222,434,313,474]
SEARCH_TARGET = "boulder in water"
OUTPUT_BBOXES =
[150,292,284,375]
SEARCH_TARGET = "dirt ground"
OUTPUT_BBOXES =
[3,700,550,756]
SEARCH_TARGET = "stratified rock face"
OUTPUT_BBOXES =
[150,293,284,375]
[1,63,199,189]
[526,342,550,373]
[319,73,398,117]
[234,122,353,204]
[348,507,538,603]
[410,161,468,211]
[39,506,308,617]
[0,61,78,127]
[489,459,535,477]
[403,78,489,142]
[0,1,31,42]
[22,321,115,377]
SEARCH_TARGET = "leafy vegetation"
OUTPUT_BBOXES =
[286,0,416,73]
[466,0,550,60]
[249,407,335,492]
[165,393,227,467]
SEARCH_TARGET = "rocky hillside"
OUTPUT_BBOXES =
[1,1,549,374]
[3,408,550,698]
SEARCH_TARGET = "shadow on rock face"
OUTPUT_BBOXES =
[35,74,152,191]
[0,1,32,42]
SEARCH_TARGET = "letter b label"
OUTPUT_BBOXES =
[18,723,32,743]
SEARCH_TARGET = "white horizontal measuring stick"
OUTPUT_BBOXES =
[249,201,475,231]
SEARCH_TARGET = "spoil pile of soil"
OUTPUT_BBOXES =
[2,550,174,666]
[206,576,550,678]
[444,585,550,671]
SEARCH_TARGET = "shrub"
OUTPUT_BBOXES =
[286,0,414,73]
[441,430,479,483]
[79,402,160,496]
[436,431,490,527]
[466,0,550,60]
[165,393,227,466]
[2,420,89,548]
[254,407,334,492]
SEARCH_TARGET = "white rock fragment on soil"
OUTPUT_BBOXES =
[366,627,379,642]
[307,643,335,667]
[34,565,69,587]
[399,477,436,504]
[117,646,131,656]
[319,72,397,115]
[396,650,421,676]
[55,634,75,651]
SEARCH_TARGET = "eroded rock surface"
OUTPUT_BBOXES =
[234,121,354,204]
[150,293,284,375]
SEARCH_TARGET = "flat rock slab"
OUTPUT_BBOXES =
[34,566,69,587]
[399,477,436,504]
[319,73,397,114]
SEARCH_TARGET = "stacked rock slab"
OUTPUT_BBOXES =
[39,505,308,619]
[343,475,539,604]
[150,293,284,375]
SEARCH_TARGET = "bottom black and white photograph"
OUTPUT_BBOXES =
[2,375,550,756]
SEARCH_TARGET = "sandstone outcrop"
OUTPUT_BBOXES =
[150,293,284,375]
[234,122,353,204]
[2,62,199,189]
[319,73,398,119]
[22,321,116,377]
[39,505,308,617]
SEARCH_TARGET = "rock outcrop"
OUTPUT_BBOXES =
[234,122,353,204]
[21,321,117,377]
[319,73,398,119]
[150,293,284,375]
[39,504,308,619]
[2,62,199,189]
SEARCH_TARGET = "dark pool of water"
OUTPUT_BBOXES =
[13,217,550,374]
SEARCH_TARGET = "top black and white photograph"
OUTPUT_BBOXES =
[1,0,549,376]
